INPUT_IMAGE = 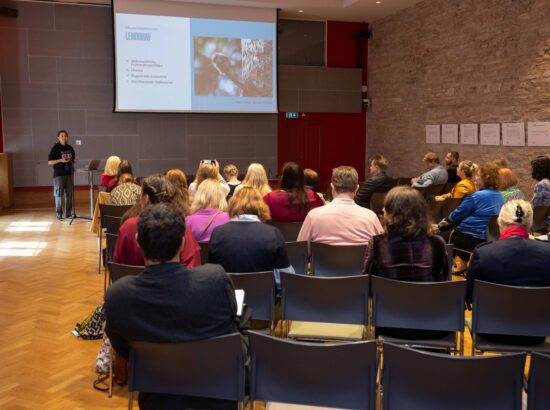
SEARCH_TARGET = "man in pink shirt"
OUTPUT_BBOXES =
[297,166,383,252]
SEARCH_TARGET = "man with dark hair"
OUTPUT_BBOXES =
[355,155,395,209]
[105,203,240,409]
[47,130,76,220]
[445,151,460,183]
[298,166,383,252]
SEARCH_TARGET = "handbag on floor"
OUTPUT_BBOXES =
[73,303,105,340]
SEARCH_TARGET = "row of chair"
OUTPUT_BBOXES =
[128,331,550,410]
[106,263,550,356]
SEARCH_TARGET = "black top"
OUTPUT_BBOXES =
[446,165,460,184]
[209,221,290,273]
[466,236,550,304]
[226,182,241,201]
[355,172,395,209]
[48,142,75,177]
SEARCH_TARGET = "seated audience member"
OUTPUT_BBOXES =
[109,173,141,206]
[101,156,120,192]
[530,155,550,207]
[365,186,449,281]
[113,174,201,268]
[223,164,241,200]
[188,160,230,198]
[233,163,272,196]
[355,155,395,209]
[304,168,326,202]
[186,179,230,242]
[439,162,505,273]
[263,162,324,222]
[445,151,461,184]
[499,168,526,202]
[297,166,383,250]
[166,168,191,216]
[107,160,133,192]
[436,160,477,200]
[493,157,508,168]
[105,203,240,410]
[411,152,448,187]
[466,200,550,345]
[209,187,292,286]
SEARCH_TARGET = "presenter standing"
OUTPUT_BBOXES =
[48,130,76,220]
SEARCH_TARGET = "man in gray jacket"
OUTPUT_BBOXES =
[411,152,448,187]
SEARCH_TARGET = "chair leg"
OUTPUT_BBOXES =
[108,347,114,398]
[98,229,103,274]
[471,334,476,356]
[128,391,134,410]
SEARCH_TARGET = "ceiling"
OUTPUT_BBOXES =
[29,0,424,22]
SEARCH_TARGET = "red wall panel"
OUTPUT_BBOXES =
[278,20,369,190]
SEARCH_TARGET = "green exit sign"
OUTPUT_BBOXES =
[286,112,299,119]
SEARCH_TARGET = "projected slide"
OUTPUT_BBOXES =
[114,13,277,113]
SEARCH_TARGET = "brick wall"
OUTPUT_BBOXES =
[367,0,550,194]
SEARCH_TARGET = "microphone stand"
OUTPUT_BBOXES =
[69,163,92,225]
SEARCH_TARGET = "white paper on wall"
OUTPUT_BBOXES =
[460,124,478,145]
[527,122,550,147]
[425,125,441,144]
[479,123,500,146]
[441,124,458,144]
[502,123,525,146]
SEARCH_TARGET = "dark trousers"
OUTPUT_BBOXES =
[442,229,484,261]
[53,175,73,217]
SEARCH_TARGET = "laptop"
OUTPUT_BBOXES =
[86,159,101,171]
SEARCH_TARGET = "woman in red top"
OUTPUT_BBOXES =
[100,156,120,191]
[263,162,324,222]
[113,174,201,268]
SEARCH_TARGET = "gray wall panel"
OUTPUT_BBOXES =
[0,2,278,187]
[29,56,57,83]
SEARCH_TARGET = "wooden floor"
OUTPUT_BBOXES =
[0,208,476,410]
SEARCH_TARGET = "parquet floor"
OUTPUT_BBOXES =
[0,209,128,409]
[0,208,478,410]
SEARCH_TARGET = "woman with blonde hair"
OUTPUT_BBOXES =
[188,160,230,198]
[209,187,292,286]
[234,163,272,197]
[166,169,191,216]
[101,156,121,191]
[223,163,241,200]
[436,161,477,200]
[186,179,230,242]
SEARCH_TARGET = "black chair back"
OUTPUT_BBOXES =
[528,352,550,410]
[105,233,118,264]
[99,204,132,223]
[280,272,369,325]
[369,191,387,215]
[396,177,412,186]
[229,272,275,322]
[103,215,122,235]
[472,280,550,339]
[128,333,245,402]
[371,276,465,333]
[310,242,367,277]
[382,343,525,410]
[107,262,144,283]
[198,242,209,264]
[442,182,457,194]
[485,215,500,242]
[531,205,550,233]
[267,221,303,242]
[425,184,446,197]
[285,241,308,274]
[249,332,377,409]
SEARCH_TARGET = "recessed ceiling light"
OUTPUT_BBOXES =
[376,1,381,3]
[298,9,304,13]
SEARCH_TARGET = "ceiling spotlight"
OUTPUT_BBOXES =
[376,1,381,3]
[298,9,304,13]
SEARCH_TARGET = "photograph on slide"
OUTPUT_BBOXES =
[194,36,273,98]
